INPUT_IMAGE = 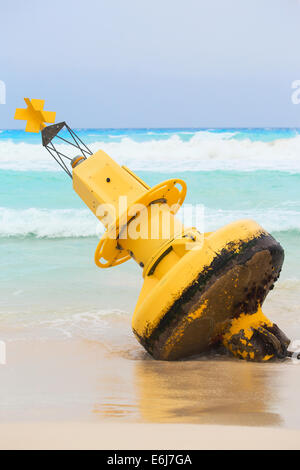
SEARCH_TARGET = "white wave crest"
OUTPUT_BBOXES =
[0,206,299,238]
[203,208,300,233]
[1,133,300,172]
[0,207,103,238]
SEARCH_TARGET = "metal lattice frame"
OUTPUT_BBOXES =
[41,122,93,178]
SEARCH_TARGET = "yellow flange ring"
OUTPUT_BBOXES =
[94,179,187,268]
[94,236,131,268]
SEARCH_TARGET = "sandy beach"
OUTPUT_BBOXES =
[0,297,300,450]
[1,422,300,450]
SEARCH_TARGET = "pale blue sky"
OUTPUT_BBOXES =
[1,0,300,128]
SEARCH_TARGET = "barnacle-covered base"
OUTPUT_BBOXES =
[133,220,289,361]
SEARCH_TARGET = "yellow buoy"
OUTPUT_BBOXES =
[15,98,291,361]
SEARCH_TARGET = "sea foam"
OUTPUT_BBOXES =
[1,132,300,172]
[1,206,299,238]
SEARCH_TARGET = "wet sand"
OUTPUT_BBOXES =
[0,328,300,449]
[0,337,299,425]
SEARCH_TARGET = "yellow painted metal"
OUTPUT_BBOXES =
[14,98,56,133]
[132,220,265,345]
[72,150,187,269]
[122,165,151,190]
[73,150,147,222]
[222,307,274,361]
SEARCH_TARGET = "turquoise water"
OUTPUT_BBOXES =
[0,128,299,336]
[1,127,299,144]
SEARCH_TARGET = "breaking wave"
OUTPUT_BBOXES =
[0,206,299,238]
[2,132,300,172]
[0,207,103,238]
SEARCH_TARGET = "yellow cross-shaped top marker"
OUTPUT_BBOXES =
[14,98,56,133]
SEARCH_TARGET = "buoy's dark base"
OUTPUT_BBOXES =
[135,232,285,361]
[224,322,291,361]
